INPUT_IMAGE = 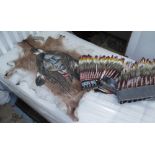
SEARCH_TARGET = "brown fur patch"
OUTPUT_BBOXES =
[7,35,85,121]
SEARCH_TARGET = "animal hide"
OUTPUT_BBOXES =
[6,35,85,121]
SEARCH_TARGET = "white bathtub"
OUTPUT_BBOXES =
[0,31,155,123]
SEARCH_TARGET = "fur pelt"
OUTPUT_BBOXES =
[6,35,85,121]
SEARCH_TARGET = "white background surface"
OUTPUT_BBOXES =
[126,31,155,60]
